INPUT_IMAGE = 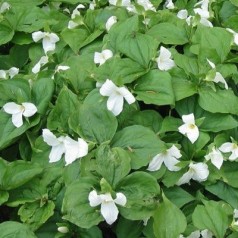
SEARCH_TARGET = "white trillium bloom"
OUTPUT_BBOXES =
[3,102,37,128]
[0,67,19,79]
[88,190,127,225]
[137,0,156,12]
[177,162,209,185]
[164,0,175,9]
[147,145,182,172]
[99,79,135,116]
[105,16,117,31]
[156,46,175,71]
[205,147,224,169]
[94,50,113,66]
[177,9,193,25]
[32,31,59,54]
[178,113,199,144]
[219,142,238,161]
[109,0,131,6]
[226,28,238,46]
[32,56,48,74]
[71,4,85,19]
[0,2,10,13]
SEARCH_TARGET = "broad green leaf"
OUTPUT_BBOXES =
[0,221,37,238]
[117,172,160,220]
[0,190,9,205]
[96,145,131,187]
[147,22,189,45]
[111,125,166,169]
[0,23,15,45]
[153,194,187,238]
[192,200,232,238]
[159,117,182,133]
[134,70,175,106]
[221,162,238,188]
[77,226,103,238]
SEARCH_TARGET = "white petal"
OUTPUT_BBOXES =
[49,144,65,163]
[107,94,124,116]
[49,33,59,43]
[178,124,189,136]
[12,112,23,128]
[68,20,79,29]
[32,56,48,74]
[102,49,113,61]
[147,154,164,171]
[164,0,174,9]
[201,229,213,238]
[32,31,45,42]
[177,10,188,19]
[8,67,19,78]
[176,170,194,185]
[205,148,223,169]
[182,113,195,124]
[42,129,61,146]
[213,72,228,89]
[64,136,81,165]
[77,138,88,157]
[22,102,37,117]
[100,79,118,97]
[114,192,127,206]
[158,58,175,71]
[199,18,213,28]
[117,87,135,104]
[3,102,22,114]
[187,230,201,238]
[207,59,215,69]
[234,209,238,219]
[88,190,102,207]
[0,70,7,79]
[159,46,172,60]
[164,154,181,171]
[42,37,56,53]
[0,2,11,13]
[194,8,209,18]
[191,162,209,182]
[168,145,182,159]
[229,150,238,161]
[101,201,119,225]
[186,125,199,144]
[106,16,117,31]
[56,65,70,71]
[94,52,102,64]
[219,142,233,153]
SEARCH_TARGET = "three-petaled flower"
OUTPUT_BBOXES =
[88,190,127,225]
[3,102,37,128]
[219,141,238,161]
[178,113,199,144]
[42,129,88,165]
[94,50,113,66]
[147,145,182,172]
[99,79,135,116]
[156,46,175,71]
[205,147,224,169]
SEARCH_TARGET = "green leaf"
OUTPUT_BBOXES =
[96,145,131,187]
[147,22,189,45]
[192,200,232,238]
[153,194,187,238]
[117,172,160,220]
[221,162,238,188]
[111,125,166,169]
[0,190,9,205]
[0,23,15,45]
[0,221,37,238]
[134,70,175,106]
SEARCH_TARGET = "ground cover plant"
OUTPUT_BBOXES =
[0,0,238,237]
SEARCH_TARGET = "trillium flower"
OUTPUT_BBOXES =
[177,9,193,25]
[205,147,224,169]
[147,145,182,172]
[176,162,209,185]
[164,0,175,9]
[3,102,37,128]
[105,16,117,31]
[156,46,175,71]
[0,67,19,79]
[88,190,127,225]
[94,50,113,66]
[0,2,10,13]
[219,142,238,161]
[226,28,238,46]
[42,129,88,166]
[99,79,135,116]
[137,0,156,12]
[178,113,199,144]
[109,0,131,6]
[32,56,48,74]
[32,31,59,54]
[67,4,85,29]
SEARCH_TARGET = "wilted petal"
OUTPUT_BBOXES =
[22,102,37,117]
[176,170,194,185]
[42,129,61,146]
[219,142,233,153]
[101,201,119,225]
[107,93,124,116]
[100,79,118,97]
[114,192,127,206]
[191,162,209,182]
[147,154,164,171]
[49,144,65,163]
[12,112,23,128]
[3,102,22,114]
[32,31,45,42]
[117,87,135,104]
[88,190,102,207]
[106,16,117,31]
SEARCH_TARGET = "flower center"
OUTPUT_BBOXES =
[232,143,238,149]
[188,124,195,129]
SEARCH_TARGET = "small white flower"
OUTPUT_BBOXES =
[32,31,59,54]
[226,28,238,46]
[0,2,10,13]
[147,145,182,172]
[94,49,113,66]
[109,0,131,6]
[71,4,85,19]
[57,226,69,234]
[105,16,117,31]
[205,147,224,169]
[219,142,238,161]
[3,102,37,128]
[99,79,135,116]
[178,113,199,144]
[0,67,19,79]
[156,46,175,71]
[42,129,88,165]
[32,56,48,74]
[137,0,156,12]
[176,162,209,185]
[164,0,175,9]
[88,190,126,225]
[68,20,79,29]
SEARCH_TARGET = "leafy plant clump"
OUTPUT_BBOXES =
[0,0,238,237]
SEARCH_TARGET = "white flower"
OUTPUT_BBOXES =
[178,113,199,144]
[88,190,126,225]
[68,20,79,29]
[71,4,85,19]
[94,50,113,65]
[32,56,48,74]
[176,162,209,185]
[57,226,69,234]
[32,31,59,54]
[42,129,88,166]
[200,229,213,238]
[164,0,175,9]
[187,230,200,238]
[205,147,224,169]
[219,142,238,161]
[0,2,10,13]
[55,65,70,72]
[147,145,182,172]
[109,0,131,6]
[105,16,117,31]
[3,102,37,128]
[89,0,96,10]
[137,0,156,12]
[0,67,19,79]
[226,28,238,46]
[177,9,192,25]
[156,46,175,71]
[99,79,135,116]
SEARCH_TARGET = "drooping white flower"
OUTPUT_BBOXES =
[205,147,224,169]
[156,46,175,71]
[147,145,182,172]
[105,16,117,31]
[226,28,238,46]
[3,102,37,128]
[219,142,238,161]
[0,2,10,13]
[88,190,127,225]
[67,4,85,29]
[177,9,193,25]
[176,162,209,185]
[32,31,59,54]
[32,56,48,74]
[94,49,113,66]
[137,0,156,12]
[178,113,199,144]
[42,129,88,165]
[99,79,135,116]
[164,0,175,9]
[0,67,19,79]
